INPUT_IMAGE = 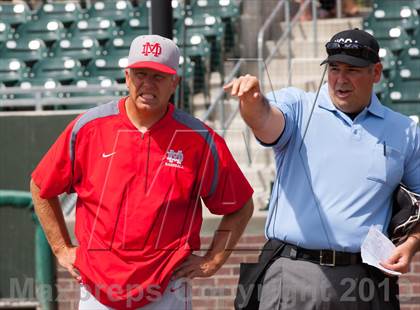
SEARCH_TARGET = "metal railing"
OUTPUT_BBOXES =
[258,0,319,90]
[202,58,244,135]
[0,84,127,110]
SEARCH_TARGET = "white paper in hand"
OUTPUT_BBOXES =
[361,226,402,276]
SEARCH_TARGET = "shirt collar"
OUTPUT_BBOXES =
[317,84,385,119]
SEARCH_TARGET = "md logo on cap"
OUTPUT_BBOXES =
[142,42,162,57]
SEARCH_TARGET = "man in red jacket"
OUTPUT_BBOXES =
[31,34,254,309]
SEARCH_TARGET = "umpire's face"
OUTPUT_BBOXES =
[125,68,179,115]
[327,61,382,113]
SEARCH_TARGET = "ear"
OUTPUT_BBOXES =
[171,75,181,92]
[125,69,130,88]
[373,62,383,83]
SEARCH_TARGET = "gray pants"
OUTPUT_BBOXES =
[259,257,399,310]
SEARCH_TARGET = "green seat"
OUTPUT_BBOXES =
[365,9,419,34]
[119,18,149,38]
[174,33,211,97]
[102,37,131,58]
[171,0,184,21]
[50,36,102,63]
[396,61,420,81]
[386,79,420,116]
[87,0,134,23]
[371,1,419,28]
[363,21,412,52]
[378,47,397,77]
[0,22,13,44]
[190,0,240,53]
[0,58,29,85]
[174,14,224,74]
[34,2,86,27]
[29,57,84,84]
[13,78,63,100]
[175,56,195,112]
[0,2,32,26]
[191,0,240,19]
[374,75,389,103]
[85,56,126,83]
[0,38,48,64]
[133,0,150,21]
[69,18,118,43]
[72,76,126,96]
[56,77,123,110]
[15,19,67,45]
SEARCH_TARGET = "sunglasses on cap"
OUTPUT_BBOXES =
[325,42,380,64]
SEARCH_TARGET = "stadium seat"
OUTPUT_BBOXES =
[71,76,126,97]
[374,75,389,103]
[12,78,63,101]
[173,33,211,97]
[69,18,118,43]
[387,78,420,110]
[378,47,397,77]
[0,2,32,26]
[0,38,48,64]
[133,0,150,20]
[174,14,225,75]
[0,22,13,44]
[15,19,67,45]
[366,12,419,35]
[396,61,420,81]
[85,56,127,83]
[0,58,29,85]
[29,57,84,84]
[54,76,124,110]
[118,18,149,38]
[102,37,131,58]
[87,0,134,23]
[190,0,240,53]
[49,36,102,63]
[33,2,86,27]
[171,0,184,21]
[363,23,412,53]
[191,0,240,20]
[175,56,195,112]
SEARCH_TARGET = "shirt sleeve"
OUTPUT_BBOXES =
[31,117,80,199]
[200,131,254,215]
[402,122,420,193]
[257,87,301,150]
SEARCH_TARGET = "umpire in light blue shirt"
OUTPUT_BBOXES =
[225,28,420,309]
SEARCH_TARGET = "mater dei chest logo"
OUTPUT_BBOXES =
[165,150,184,169]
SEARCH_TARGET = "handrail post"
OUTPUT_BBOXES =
[312,0,318,57]
[257,0,286,90]
[336,0,342,18]
[286,0,291,86]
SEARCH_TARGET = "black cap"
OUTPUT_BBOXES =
[321,28,380,67]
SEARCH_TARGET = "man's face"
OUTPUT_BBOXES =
[125,67,179,113]
[327,61,382,113]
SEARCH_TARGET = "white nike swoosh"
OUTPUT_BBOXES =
[102,152,116,158]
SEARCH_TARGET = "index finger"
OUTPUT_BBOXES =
[223,80,234,90]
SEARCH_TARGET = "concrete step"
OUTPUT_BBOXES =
[266,39,327,59]
[240,164,276,191]
[286,17,363,41]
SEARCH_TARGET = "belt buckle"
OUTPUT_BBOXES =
[320,250,336,266]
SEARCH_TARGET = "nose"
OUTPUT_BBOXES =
[336,70,349,83]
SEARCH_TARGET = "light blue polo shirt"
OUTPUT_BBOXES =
[263,84,420,252]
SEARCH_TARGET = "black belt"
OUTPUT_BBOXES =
[278,243,361,266]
